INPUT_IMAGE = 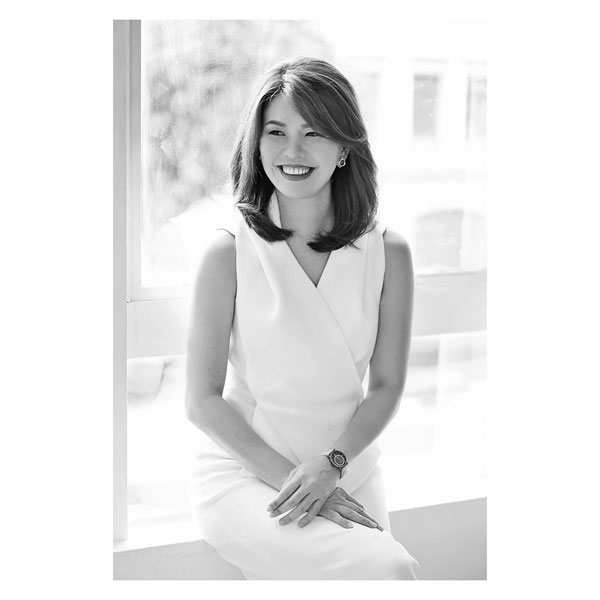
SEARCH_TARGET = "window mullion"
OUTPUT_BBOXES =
[114,19,137,543]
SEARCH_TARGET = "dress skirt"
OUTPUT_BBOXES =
[188,453,420,580]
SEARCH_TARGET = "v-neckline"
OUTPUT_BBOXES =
[284,241,332,289]
[269,194,336,290]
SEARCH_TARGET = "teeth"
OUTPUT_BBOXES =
[281,166,311,175]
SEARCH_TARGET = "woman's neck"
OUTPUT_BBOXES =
[275,191,333,240]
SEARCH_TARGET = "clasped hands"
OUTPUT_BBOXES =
[266,455,382,531]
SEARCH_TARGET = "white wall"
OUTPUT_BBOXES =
[114,497,486,580]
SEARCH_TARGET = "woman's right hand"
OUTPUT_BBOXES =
[297,487,383,531]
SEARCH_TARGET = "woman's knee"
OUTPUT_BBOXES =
[390,546,419,580]
[345,535,419,580]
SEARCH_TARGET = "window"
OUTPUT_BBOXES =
[379,332,486,508]
[413,73,442,139]
[114,19,487,542]
[467,73,487,139]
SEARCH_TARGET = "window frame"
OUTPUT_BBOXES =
[114,19,487,543]
[113,19,131,543]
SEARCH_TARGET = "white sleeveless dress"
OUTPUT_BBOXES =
[188,193,419,580]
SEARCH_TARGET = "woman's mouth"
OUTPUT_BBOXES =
[278,165,315,180]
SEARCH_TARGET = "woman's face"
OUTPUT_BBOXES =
[259,93,344,203]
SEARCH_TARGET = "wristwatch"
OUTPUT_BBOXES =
[322,449,348,479]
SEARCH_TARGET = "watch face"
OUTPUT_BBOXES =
[330,450,347,468]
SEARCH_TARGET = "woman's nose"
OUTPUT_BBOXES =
[283,136,305,159]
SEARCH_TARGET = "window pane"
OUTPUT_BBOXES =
[129,20,487,528]
[379,331,487,508]
[127,356,188,522]
[140,20,336,289]
[466,75,487,139]
[413,73,441,138]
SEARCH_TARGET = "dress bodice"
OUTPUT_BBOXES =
[214,194,387,493]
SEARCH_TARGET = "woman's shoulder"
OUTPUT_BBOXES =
[214,202,243,237]
[380,226,413,283]
[381,226,410,252]
[192,229,237,295]
[189,229,236,307]
[369,222,410,254]
[203,228,236,267]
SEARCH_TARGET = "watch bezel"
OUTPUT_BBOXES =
[325,449,348,478]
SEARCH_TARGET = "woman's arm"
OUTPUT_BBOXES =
[330,227,414,461]
[184,230,295,490]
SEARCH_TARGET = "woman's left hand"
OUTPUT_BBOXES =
[267,455,339,525]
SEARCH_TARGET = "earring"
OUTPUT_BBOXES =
[337,156,347,168]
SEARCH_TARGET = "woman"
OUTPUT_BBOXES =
[186,57,419,580]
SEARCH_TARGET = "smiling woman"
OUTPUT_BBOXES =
[119,20,487,580]
[231,58,378,254]
[185,57,419,579]
[258,94,346,286]
[260,96,346,198]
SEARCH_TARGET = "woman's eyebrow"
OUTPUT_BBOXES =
[263,120,312,128]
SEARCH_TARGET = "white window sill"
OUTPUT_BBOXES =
[114,477,487,553]
[114,514,203,553]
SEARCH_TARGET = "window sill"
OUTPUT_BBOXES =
[114,477,486,553]
[114,514,203,553]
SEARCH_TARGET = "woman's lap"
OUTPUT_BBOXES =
[190,460,419,580]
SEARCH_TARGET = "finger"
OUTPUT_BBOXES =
[267,482,300,514]
[324,489,368,515]
[327,500,377,523]
[333,493,381,529]
[331,496,366,515]
[298,498,325,528]
[338,489,365,510]
[326,488,364,514]
[318,507,354,529]
[278,495,315,526]
[270,488,309,518]
[327,503,381,530]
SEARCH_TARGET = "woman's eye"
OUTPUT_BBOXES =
[268,130,284,136]
[306,131,321,137]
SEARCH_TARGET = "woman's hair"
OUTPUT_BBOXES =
[231,57,378,251]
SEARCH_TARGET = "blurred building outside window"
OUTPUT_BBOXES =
[413,72,442,139]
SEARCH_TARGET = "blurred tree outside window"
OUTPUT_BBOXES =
[140,20,333,288]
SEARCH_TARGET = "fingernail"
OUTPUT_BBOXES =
[298,522,305,528]
[376,525,383,532]
[348,523,354,528]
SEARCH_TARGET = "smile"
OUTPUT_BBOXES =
[278,165,315,180]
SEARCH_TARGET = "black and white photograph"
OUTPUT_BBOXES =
[114,18,487,580]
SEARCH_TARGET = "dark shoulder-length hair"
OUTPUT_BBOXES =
[231,57,378,252]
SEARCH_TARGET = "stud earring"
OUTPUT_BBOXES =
[337,156,346,168]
